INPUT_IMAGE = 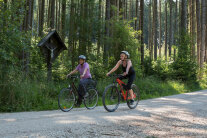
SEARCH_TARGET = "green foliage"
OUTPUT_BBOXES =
[136,76,203,100]
[143,33,198,82]
[200,63,207,88]
[0,74,205,112]
[143,57,171,80]
[171,33,198,81]
[106,19,140,67]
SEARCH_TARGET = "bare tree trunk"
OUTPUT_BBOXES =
[135,0,139,31]
[22,0,34,75]
[169,0,172,59]
[61,0,66,42]
[55,0,58,29]
[97,0,102,56]
[148,0,153,59]
[125,0,127,20]
[206,11,207,62]
[69,0,75,69]
[153,0,158,60]
[51,0,55,29]
[58,0,61,31]
[47,0,50,27]
[140,0,144,65]
[181,0,187,33]
[103,0,110,66]
[196,0,201,65]
[159,0,161,58]
[191,0,195,59]
[200,0,206,69]
[174,0,178,61]
[38,0,45,37]
[165,0,168,61]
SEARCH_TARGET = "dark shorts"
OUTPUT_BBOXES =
[119,73,135,90]
[78,78,96,98]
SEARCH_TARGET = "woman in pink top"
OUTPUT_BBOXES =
[67,55,92,106]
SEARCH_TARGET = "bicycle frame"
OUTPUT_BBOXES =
[68,79,79,97]
[116,78,128,100]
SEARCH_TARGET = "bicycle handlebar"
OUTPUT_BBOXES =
[67,75,79,79]
[108,74,123,78]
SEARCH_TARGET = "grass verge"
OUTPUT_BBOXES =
[0,76,206,112]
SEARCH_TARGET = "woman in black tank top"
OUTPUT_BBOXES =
[106,51,136,104]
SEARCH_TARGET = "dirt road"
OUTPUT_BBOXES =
[0,90,207,138]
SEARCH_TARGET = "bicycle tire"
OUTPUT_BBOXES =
[58,88,75,112]
[127,84,140,109]
[102,84,120,112]
[84,88,98,110]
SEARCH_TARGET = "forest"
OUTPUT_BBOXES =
[0,0,207,112]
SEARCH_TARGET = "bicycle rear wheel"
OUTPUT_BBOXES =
[127,84,140,109]
[84,88,98,110]
[102,84,120,112]
[58,88,75,112]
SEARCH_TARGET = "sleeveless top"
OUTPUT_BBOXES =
[121,60,135,75]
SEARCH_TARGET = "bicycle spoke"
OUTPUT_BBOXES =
[58,88,75,112]
[102,85,120,112]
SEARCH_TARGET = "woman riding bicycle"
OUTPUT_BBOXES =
[106,51,136,104]
[67,55,92,107]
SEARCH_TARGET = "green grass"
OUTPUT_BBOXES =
[0,76,206,112]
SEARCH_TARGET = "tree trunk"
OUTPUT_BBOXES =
[140,0,144,65]
[200,0,206,68]
[55,0,58,29]
[196,0,201,65]
[169,0,172,59]
[49,0,55,29]
[191,0,195,59]
[165,0,168,61]
[148,0,153,59]
[69,0,76,69]
[38,0,45,37]
[125,0,127,20]
[206,10,207,62]
[103,0,110,66]
[61,0,66,42]
[159,0,161,58]
[153,0,158,60]
[180,0,187,33]
[22,0,34,75]
[97,0,102,56]
[174,0,178,61]
[47,0,50,27]
[135,0,139,31]
[58,0,61,31]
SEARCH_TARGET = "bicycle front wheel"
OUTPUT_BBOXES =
[102,84,120,112]
[58,88,75,112]
[84,88,98,110]
[127,84,140,109]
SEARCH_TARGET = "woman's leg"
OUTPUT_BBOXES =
[129,89,134,99]
[126,74,135,99]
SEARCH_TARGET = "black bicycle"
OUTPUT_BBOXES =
[58,75,98,112]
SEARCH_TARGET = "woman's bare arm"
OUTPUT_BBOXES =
[107,60,122,75]
[126,60,132,74]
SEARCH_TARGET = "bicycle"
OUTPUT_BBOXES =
[58,75,98,112]
[102,74,140,112]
